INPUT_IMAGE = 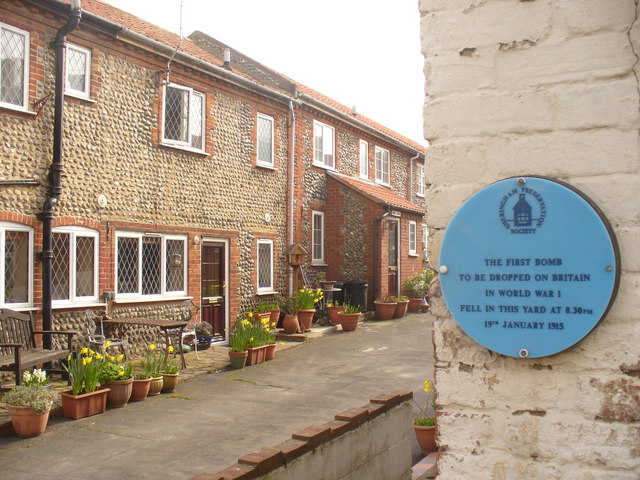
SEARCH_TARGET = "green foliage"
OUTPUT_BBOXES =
[413,379,437,427]
[99,346,133,384]
[3,385,58,414]
[293,287,324,310]
[63,347,105,395]
[403,269,437,298]
[163,346,180,374]
[195,322,212,336]
[141,344,164,378]
[342,304,363,314]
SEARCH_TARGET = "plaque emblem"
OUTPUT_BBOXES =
[498,186,547,234]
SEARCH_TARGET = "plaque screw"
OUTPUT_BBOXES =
[439,265,448,274]
[517,178,526,185]
[605,265,613,272]
[519,349,529,358]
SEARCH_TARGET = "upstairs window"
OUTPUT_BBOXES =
[52,227,99,305]
[257,113,274,167]
[409,221,417,255]
[422,224,428,259]
[416,162,425,197]
[257,239,274,293]
[312,211,325,265]
[359,140,368,179]
[65,43,91,98]
[313,120,334,169]
[375,146,390,186]
[0,222,33,307]
[0,22,29,110]
[163,84,204,151]
[116,232,187,299]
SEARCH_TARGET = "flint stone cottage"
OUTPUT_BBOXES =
[0,0,426,352]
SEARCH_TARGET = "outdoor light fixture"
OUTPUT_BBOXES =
[171,253,182,267]
[193,235,201,245]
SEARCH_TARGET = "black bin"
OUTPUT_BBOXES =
[343,280,368,310]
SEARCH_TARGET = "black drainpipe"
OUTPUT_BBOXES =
[372,209,390,303]
[40,3,81,349]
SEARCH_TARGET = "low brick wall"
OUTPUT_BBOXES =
[190,391,413,480]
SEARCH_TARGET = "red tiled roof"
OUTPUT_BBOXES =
[59,0,425,152]
[327,172,425,215]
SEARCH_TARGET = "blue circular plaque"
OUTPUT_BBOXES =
[439,176,619,358]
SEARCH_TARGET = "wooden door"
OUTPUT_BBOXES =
[201,242,226,342]
[388,220,399,297]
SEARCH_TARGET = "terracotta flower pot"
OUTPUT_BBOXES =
[269,309,281,326]
[413,424,437,455]
[7,405,51,437]
[161,373,179,393]
[265,343,276,361]
[147,376,163,396]
[408,298,423,313]
[130,378,152,401]
[327,306,345,325]
[374,301,397,321]
[393,300,410,318]
[246,345,268,366]
[104,378,133,408]
[297,309,315,331]
[60,388,110,419]
[338,313,362,331]
[282,314,300,334]
[228,350,248,369]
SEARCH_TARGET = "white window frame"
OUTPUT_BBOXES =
[422,224,428,260]
[416,162,425,197]
[257,112,274,167]
[115,232,187,300]
[0,222,33,308]
[257,239,274,294]
[52,226,99,306]
[65,43,91,98]
[375,146,390,186]
[162,83,205,152]
[311,211,325,265]
[359,140,368,179]
[0,22,30,111]
[409,221,417,256]
[313,120,335,169]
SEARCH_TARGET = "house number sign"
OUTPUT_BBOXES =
[439,176,619,358]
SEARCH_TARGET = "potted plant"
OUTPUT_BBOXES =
[390,295,410,318]
[131,371,152,402]
[316,270,336,291]
[160,345,181,393]
[374,297,397,320]
[281,296,300,334]
[413,379,438,455]
[61,347,110,419]
[422,269,437,312]
[195,322,214,350]
[337,304,363,331]
[3,369,57,437]
[293,287,324,331]
[141,344,164,396]
[228,317,251,368]
[99,345,134,408]
[257,299,280,326]
[326,300,346,326]
[403,272,426,312]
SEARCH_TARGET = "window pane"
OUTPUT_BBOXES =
[257,115,273,165]
[141,237,161,295]
[409,223,417,253]
[165,87,189,143]
[314,123,323,164]
[76,236,95,297]
[165,239,184,292]
[313,214,323,261]
[117,237,138,294]
[258,242,272,289]
[66,47,87,93]
[359,141,368,177]
[1,28,26,106]
[52,233,70,300]
[190,92,203,149]
[4,230,29,303]
[323,127,333,167]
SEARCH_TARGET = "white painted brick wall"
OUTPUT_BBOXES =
[421,0,640,478]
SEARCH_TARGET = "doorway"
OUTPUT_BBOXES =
[388,220,399,297]
[201,241,226,342]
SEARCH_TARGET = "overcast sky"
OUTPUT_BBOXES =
[103,0,426,144]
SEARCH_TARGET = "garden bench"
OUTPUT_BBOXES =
[0,308,76,390]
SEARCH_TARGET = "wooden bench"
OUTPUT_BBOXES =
[0,308,76,389]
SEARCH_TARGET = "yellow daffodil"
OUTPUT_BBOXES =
[117,354,124,361]
[118,370,124,377]
[104,341,111,349]
[95,353,103,360]
[168,345,174,353]
[67,355,72,361]
[150,344,156,350]
[424,380,431,393]
[80,347,88,355]
[248,312,253,318]
[271,322,277,328]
